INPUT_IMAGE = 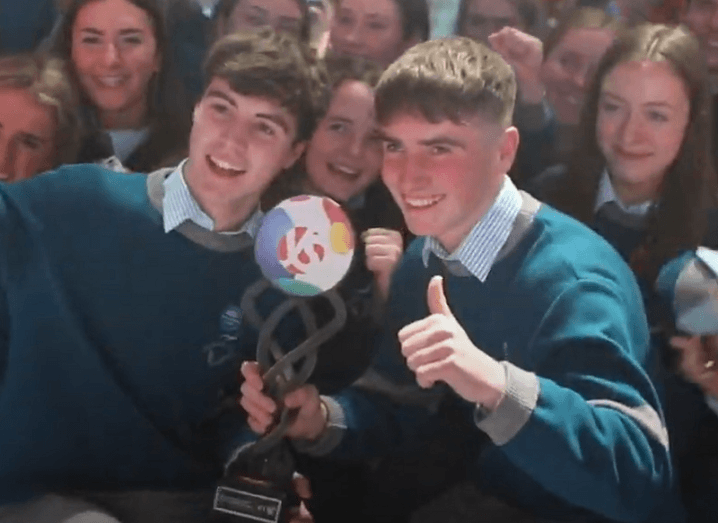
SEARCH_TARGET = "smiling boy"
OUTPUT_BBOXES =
[0,29,317,523]
[240,37,683,522]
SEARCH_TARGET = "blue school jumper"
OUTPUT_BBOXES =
[298,189,681,522]
[0,165,301,505]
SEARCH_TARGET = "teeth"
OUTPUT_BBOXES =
[210,155,242,172]
[405,195,443,208]
[97,76,124,87]
[330,163,360,176]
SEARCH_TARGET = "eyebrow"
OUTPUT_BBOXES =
[257,112,291,135]
[204,89,292,133]
[79,28,146,36]
[601,91,676,109]
[247,5,268,16]
[419,136,467,148]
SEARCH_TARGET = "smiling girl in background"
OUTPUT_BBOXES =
[55,0,191,173]
[532,24,718,521]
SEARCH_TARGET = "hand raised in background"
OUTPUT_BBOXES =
[362,228,403,302]
[488,27,545,104]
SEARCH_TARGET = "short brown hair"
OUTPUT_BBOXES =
[0,53,81,166]
[375,37,516,127]
[204,28,322,142]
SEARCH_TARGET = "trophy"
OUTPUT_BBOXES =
[212,195,356,523]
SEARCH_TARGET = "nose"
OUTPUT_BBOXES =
[341,23,364,49]
[348,132,363,158]
[391,152,430,192]
[618,110,645,145]
[103,43,121,67]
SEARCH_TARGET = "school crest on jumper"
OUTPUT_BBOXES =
[203,304,244,367]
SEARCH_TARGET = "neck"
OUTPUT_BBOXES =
[182,162,257,233]
[438,175,505,253]
[100,98,150,130]
[207,201,256,232]
[610,175,660,208]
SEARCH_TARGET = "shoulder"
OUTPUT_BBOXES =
[0,165,150,221]
[511,204,641,302]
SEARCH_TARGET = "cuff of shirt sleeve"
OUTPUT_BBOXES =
[291,395,346,457]
[474,361,539,446]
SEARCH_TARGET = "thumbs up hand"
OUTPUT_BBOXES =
[397,276,506,411]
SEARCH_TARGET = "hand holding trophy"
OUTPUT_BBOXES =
[212,195,355,523]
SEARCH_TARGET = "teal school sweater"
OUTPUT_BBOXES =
[322,204,680,522]
[0,166,302,504]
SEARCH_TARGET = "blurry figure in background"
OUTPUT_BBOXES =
[212,0,310,42]
[681,0,718,179]
[0,0,58,53]
[308,0,335,58]
[455,0,544,44]
[328,0,429,68]
[681,0,718,86]
[0,54,81,182]
[489,7,620,185]
[54,0,192,173]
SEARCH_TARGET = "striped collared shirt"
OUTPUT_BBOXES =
[421,175,523,282]
[162,160,263,237]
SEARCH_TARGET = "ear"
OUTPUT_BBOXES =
[497,126,519,174]
[283,140,307,170]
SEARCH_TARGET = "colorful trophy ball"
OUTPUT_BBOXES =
[255,195,355,297]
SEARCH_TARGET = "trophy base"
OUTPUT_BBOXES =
[211,475,297,523]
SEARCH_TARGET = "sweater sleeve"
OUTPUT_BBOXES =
[0,189,9,382]
[298,277,673,522]
[482,278,672,523]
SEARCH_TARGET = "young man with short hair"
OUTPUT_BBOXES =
[0,28,316,523]
[240,37,682,522]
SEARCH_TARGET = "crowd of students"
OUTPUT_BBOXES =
[4,0,718,522]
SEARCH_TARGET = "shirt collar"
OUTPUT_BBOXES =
[594,169,654,217]
[162,160,263,237]
[421,175,523,282]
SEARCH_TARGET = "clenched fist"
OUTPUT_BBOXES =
[362,227,403,301]
[488,27,545,104]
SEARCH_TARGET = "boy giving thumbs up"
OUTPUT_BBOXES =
[238,37,681,522]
